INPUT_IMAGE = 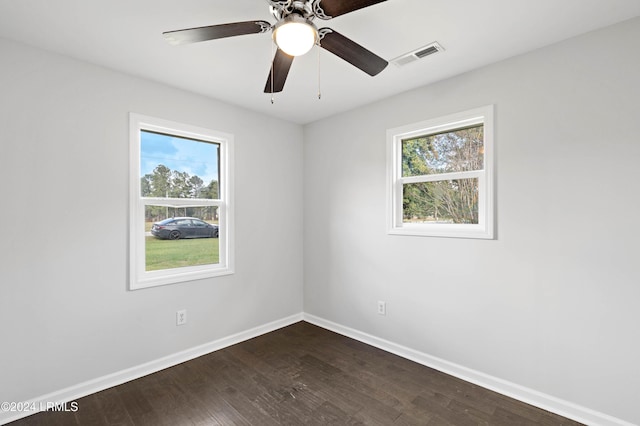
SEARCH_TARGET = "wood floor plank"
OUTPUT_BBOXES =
[9,406,77,426]
[296,354,405,425]
[90,386,135,426]
[7,322,584,426]
[115,380,165,426]
[72,394,108,426]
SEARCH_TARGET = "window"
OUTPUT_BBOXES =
[129,113,234,290]
[387,105,494,239]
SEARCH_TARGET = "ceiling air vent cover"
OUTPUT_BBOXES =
[391,42,444,67]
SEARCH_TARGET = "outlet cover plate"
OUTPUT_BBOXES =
[176,309,187,325]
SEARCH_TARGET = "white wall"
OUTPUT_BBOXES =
[0,38,303,406]
[303,17,640,425]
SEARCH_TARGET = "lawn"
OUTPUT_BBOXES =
[145,236,219,271]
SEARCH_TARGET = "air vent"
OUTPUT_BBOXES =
[391,42,444,67]
[415,45,440,58]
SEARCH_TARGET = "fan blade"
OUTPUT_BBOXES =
[318,28,388,76]
[264,49,295,93]
[163,21,271,46]
[313,0,387,19]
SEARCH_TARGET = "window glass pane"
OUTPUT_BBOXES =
[403,179,479,224]
[140,130,220,199]
[145,205,219,271]
[402,125,483,177]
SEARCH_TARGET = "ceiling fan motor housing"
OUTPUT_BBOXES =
[270,0,314,21]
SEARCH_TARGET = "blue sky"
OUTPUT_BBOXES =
[140,131,219,184]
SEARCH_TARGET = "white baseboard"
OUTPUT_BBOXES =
[0,313,304,426]
[303,313,634,426]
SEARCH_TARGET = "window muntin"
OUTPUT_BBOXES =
[387,106,494,239]
[130,114,234,289]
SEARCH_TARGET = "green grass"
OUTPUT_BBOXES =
[145,236,219,271]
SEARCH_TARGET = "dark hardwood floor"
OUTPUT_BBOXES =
[9,321,583,425]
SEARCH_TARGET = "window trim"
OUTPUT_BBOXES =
[129,113,234,290]
[387,105,495,239]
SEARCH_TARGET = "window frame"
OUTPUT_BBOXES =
[129,113,234,290]
[387,105,495,239]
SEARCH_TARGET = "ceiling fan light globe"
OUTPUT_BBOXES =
[273,17,317,57]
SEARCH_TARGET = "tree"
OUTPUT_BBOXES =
[169,170,192,198]
[150,164,172,197]
[201,180,219,200]
[140,174,152,197]
[189,175,204,198]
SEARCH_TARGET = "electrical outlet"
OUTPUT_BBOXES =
[377,301,386,316]
[176,309,187,326]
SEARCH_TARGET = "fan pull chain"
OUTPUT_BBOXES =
[270,40,275,104]
[317,42,322,100]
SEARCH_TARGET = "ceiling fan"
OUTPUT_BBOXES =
[163,0,389,94]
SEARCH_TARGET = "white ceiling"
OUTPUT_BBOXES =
[1,0,639,124]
